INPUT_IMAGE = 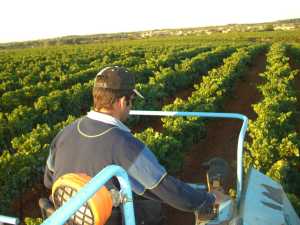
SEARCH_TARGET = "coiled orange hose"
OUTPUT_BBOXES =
[52,173,113,225]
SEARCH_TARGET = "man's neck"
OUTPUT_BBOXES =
[96,109,121,121]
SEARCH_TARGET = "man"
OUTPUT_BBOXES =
[44,66,226,225]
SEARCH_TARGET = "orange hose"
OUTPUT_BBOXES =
[52,173,113,225]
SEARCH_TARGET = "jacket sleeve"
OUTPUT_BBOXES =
[113,131,215,212]
[43,130,63,189]
[113,131,167,195]
[44,164,54,189]
[145,175,216,212]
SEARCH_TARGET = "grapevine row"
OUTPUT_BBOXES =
[0,47,212,151]
[137,44,265,172]
[245,43,300,213]
[0,46,236,213]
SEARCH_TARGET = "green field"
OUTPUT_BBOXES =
[1,30,300,224]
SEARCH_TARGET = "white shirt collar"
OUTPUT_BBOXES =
[86,110,131,133]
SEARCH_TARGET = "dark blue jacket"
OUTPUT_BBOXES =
[44,114,215,212]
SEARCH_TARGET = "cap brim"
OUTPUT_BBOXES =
[133,89,144,99]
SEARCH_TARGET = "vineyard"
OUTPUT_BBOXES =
[0,33,300,224]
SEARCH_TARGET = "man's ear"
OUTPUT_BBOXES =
[119,96,127,108]
[112,97,123,110]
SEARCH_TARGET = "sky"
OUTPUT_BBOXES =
[1,0,300,43]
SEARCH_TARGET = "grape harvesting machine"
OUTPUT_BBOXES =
[0,110,299,225]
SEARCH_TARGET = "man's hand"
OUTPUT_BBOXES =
[194,191,231,224]
[211,189,231,206]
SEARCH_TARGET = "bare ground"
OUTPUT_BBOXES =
[164,52,266,225]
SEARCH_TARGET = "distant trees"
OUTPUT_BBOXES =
[262,24,274,31]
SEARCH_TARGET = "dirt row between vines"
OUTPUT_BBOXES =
[10,52,266,224]
[164,52,266,225]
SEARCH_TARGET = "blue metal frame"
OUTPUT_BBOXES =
[1,110,247,224]
[129,110,248,204]
[41,165,135,225]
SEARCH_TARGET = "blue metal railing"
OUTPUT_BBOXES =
[129,110,248,203]
[41,165,135,225]
[1,110,247,224]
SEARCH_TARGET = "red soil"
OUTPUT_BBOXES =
[164,53,266,225]
[9,182,50,224]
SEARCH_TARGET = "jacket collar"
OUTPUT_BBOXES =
[86,110,131,133]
